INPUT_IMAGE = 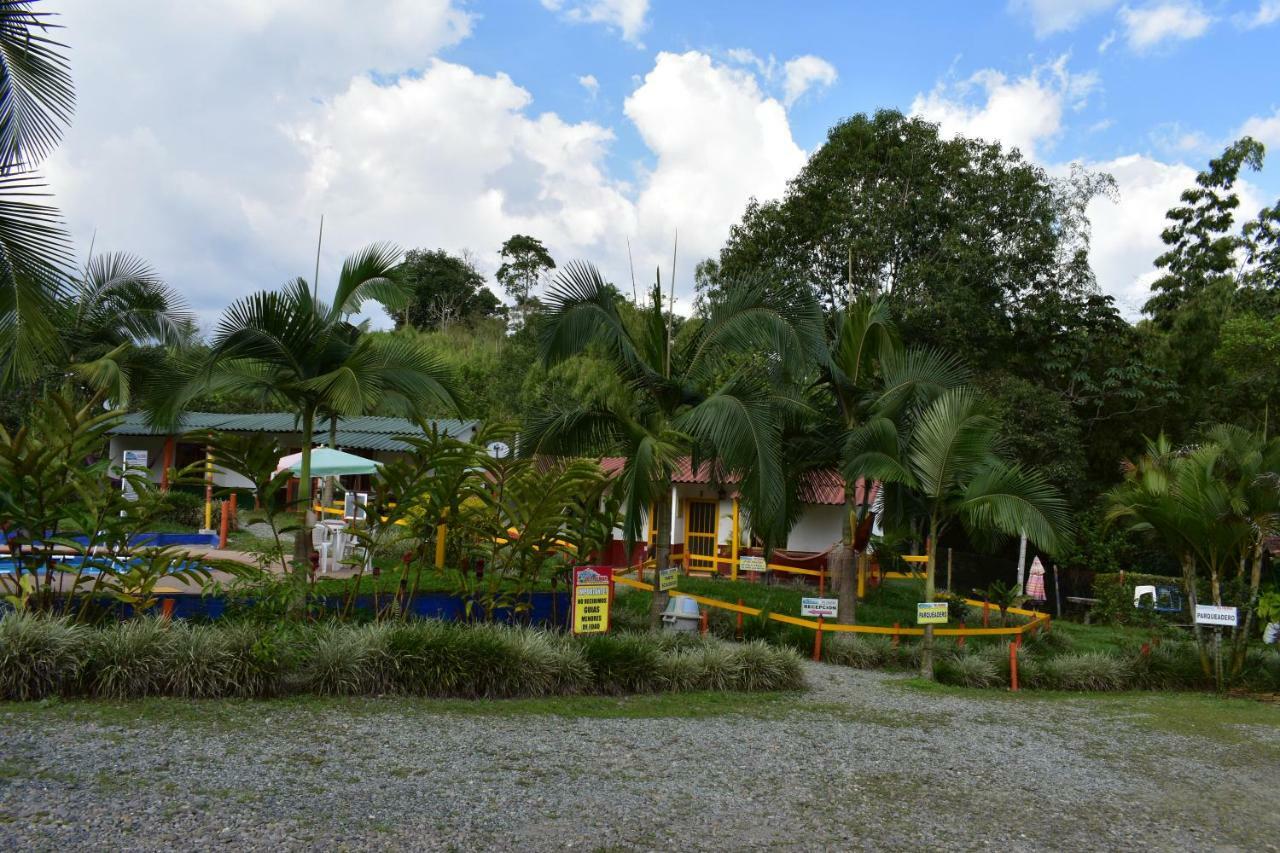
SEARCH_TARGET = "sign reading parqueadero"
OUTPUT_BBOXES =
[572,566,613,635]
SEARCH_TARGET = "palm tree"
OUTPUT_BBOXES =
[847,386,1072,679]
[59,252,193,405]
[158,243,458,570]
[523,261,822,627]
[0,5,77,384]
[796,297,966,624]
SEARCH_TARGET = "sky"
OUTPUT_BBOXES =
[44,0,1280,328]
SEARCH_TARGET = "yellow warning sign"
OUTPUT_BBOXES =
[572,566,613,634]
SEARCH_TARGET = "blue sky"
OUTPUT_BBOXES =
[46,1,1280,324]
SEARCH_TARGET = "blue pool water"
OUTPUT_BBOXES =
[0,532,218,548]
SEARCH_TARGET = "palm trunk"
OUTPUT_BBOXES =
[920,514,938,680]
[1209,557,1224,692]
[1182,554,1212,680]
[292,407,316,574]
[322,416,337,509]
[1231,536,1265,676]
[833,492,857,625]
[649,487,672,630]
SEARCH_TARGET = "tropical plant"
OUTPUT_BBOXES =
[0,3,76,386]
[977,579,1021,627]
[524,261,822,627]
[846,386,1072,678]
[154,243,458,570]
[58,251,192,405]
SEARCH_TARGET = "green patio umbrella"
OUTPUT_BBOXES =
[276,447,380,477]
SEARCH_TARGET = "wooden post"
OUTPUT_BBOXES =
[946,547,953,593]
[818,561,825,595]
[160,598,175,620]
[160,436,175,492]
[813,615,824,661]
[892,622,900,649]
[730,498,740,582]
[229,492,238,531]
[1009,642,1019,692]
[699,610,708,636]
[957,621,966,648]
[736,598,744,640]
[856,556,865,599]
[218,498,230,549]
[982,601,990,628]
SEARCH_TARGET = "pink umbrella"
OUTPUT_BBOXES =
[1025,556,1047,600]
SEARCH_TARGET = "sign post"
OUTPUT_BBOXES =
[802,598,838,662]
[572,566,613,635]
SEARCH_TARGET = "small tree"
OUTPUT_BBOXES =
[847,386,1072,679]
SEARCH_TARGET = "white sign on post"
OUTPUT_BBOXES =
[801,597,838,618]
[121,449,148,501]
[738,555,767,574]
[1194,605,1238,627]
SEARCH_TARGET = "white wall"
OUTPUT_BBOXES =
[785,504,845,553]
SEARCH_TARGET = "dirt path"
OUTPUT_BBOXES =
[1,663,1277,851]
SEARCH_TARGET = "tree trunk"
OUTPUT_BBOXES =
[649,487,673,630]
[1182,554,1212,679]
[834,495,856,625]
[920,515,938,680]
[1231,537,1265,676]
[292,408,316,574]
[1210,559,1224,692]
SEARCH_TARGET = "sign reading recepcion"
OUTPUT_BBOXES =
[1194,604,1238,628]
[801,597,838,618]
[917,602,949,624]
[572,566,613,635]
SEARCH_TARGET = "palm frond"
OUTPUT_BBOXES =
[540,260,658,385]
[0,5,74,170]
[0,169,70,381]
[329,241,404,318]
[958,461,1073,554]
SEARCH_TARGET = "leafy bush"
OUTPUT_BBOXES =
[1129,642,1210,691]
[82,618,176,699]
[822,634,892,669]
[1034,652,1131,691]
[935,653,1001,688]
[0,612,86,700]
[154,489,206,528]
[0,614,798,700]
[1091,572,1191,625]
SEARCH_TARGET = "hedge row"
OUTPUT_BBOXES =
[0,613,805,701]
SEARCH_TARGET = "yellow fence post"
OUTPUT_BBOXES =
[203,445,214,531]
[434,523,447,569]
[730,499,740,582]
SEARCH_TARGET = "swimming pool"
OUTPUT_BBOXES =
[0,532,218,549]
[0,555,210,576]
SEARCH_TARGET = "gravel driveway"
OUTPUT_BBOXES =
[2,662,1277,851]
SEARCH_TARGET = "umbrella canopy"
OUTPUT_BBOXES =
[276,447,380,477]
[1025,556,1047,600]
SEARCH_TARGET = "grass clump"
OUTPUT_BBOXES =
[0,612,87,700]
[0,613,799,701]
[935,653,1001,689]
[1034,652,1131,691]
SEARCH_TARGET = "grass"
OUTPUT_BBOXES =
[899,676,1280,753]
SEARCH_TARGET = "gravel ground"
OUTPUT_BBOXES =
[2,663,1277,852]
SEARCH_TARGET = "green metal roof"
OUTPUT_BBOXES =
[109,412,477,453]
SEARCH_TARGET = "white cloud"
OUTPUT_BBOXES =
[578,74,600,97]
[1240,1,1280,28]
[45,4,807,324]
[1078,153,1265,316]
[1009,0,1120,36]
[1239,108,1280,148]
[1119,2,1212,51]
[624,52,807,279]
[781,56,838,107]
[910,56,1098,160]
[541,0,650,45]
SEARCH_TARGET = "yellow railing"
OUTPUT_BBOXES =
[613,574,1049,638]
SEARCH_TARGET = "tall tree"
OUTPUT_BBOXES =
[847,386,1072,679]
[523,261,822,627]
[0,3,76,384]
[496,234,555,305]
[396,248,501,331]
[156,243,458,569]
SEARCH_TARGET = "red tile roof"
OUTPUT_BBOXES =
[597,456,872,506]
